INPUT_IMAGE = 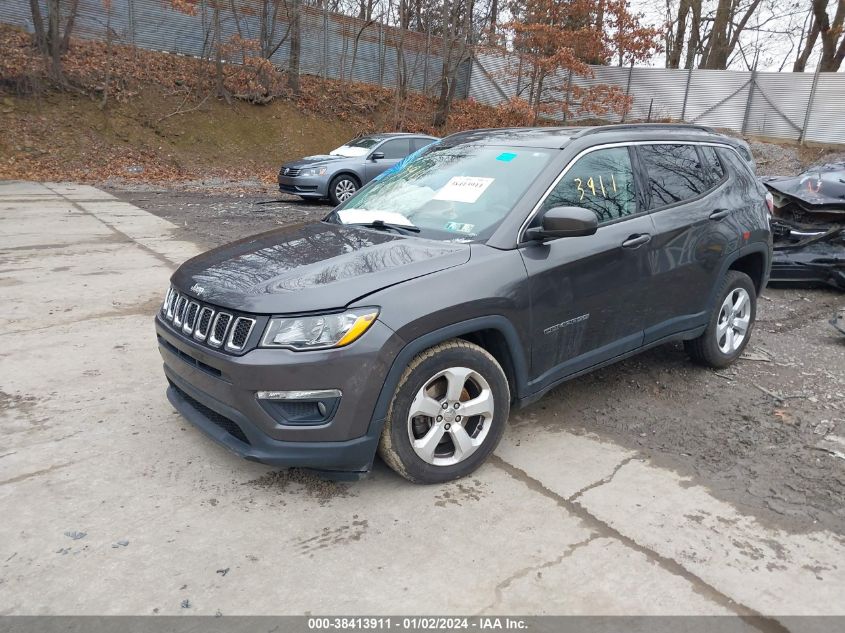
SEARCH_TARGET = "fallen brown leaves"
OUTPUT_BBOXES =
[0,24,566,187]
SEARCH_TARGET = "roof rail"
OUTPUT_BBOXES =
[572,123,717,138]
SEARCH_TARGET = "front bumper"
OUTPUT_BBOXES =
[156,315,404,474]
[278,174,328,198]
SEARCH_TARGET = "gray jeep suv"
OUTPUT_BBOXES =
[157,124,772,484]
[278,133,439,205]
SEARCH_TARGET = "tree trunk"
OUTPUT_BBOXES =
[700,0,732,69]
[684,0,701,68]
[29,0,47,53]
[816,0,845,71]
[488,0,498,42]
[667,0,690,68]
[794,15,820,71]
[287,0,302,93]
[48,0,62,78]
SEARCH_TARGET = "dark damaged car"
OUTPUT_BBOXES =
[157,124,772,483]
[764,162,845,290]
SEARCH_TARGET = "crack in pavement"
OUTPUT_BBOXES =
[0,461,75,486]
[488,455,792,633]
[568,455,641,503]
[50,188,181,269]
[478,533,601,614]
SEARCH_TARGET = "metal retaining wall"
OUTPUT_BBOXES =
[0,0,455,95]
[2,0,843,145]
[470,51,845,145]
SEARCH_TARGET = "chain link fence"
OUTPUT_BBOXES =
[2,0,843,145]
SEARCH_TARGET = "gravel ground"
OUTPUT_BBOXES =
[105,143,845,536]
[107,184,328,249]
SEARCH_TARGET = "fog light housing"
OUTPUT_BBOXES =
[256,390,341,425]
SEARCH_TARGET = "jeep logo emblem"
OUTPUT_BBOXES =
[190,283,205,296]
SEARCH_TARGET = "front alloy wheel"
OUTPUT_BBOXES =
[407,367,495,467]
[379,339,510,483]
[329,176,358,205]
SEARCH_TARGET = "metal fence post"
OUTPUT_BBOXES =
[423,28,431,92]
[322,4,329,79]
[563,70,573,123]
[741,67,756,134]
[680,65,693,121]
[800,66,821,145]
[621,62,634,123]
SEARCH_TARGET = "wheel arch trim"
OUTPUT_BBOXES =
[707,242,771,313]
[366,316,529,437]
[331,171,362,187]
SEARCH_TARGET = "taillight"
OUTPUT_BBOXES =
[765,192,774,217]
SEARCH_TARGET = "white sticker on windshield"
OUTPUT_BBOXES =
[445,222,475,234]
[433,176,494,203]
[336,209,415,226]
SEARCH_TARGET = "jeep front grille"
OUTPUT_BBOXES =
[159,287,257,355]
[227,317,256,351]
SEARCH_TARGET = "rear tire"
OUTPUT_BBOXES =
[685,270,756,368]
[328,175,359,206]
[378,339,510,484]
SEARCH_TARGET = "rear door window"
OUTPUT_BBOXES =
[378,138,411,159]
[540,147,638,225]
[637,144,711,209]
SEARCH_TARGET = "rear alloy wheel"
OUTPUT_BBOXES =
[329,175,359,206]
[685,270,756,368]
[378,339,510,484]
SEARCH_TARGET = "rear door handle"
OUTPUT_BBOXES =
[621,234,651,248]
[709,208,731,221]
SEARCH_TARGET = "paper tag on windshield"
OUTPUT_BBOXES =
[336,209,414,226]
[433,176,494,203]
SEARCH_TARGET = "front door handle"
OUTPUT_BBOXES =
[622,234,651,248]
[709,208,731,221]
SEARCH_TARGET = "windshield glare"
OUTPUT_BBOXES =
[330,137,381,157]
[336,145,554,240]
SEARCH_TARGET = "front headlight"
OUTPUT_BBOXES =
[260,308,379,350]
[302,167,328,177]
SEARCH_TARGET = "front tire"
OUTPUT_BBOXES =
[685,270,756,368]
[378,339,510,484]
[328,175,359,206]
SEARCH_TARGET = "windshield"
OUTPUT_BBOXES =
[330,137,381,158]
[332,144,555,240]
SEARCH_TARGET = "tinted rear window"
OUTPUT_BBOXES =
[411,138,436,152]
[698,145,725,185]
[638,144,710,209]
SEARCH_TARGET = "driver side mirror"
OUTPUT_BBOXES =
[525,206,598,241]
[370,151,385,161]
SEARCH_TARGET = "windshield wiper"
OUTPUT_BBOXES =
[350,220,421,234]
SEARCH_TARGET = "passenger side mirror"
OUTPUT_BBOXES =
[370,151,385,161]
[525,206,598,241]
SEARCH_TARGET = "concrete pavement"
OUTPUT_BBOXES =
[0,181,843,623]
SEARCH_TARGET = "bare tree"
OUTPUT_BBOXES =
[699,0,765,69]
[29,0,80,80]
[288,0,302,93]
[812,0,845,71]
[432,0,473,127]
[793,6,819,71]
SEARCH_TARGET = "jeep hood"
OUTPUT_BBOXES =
[172,223,471,314]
